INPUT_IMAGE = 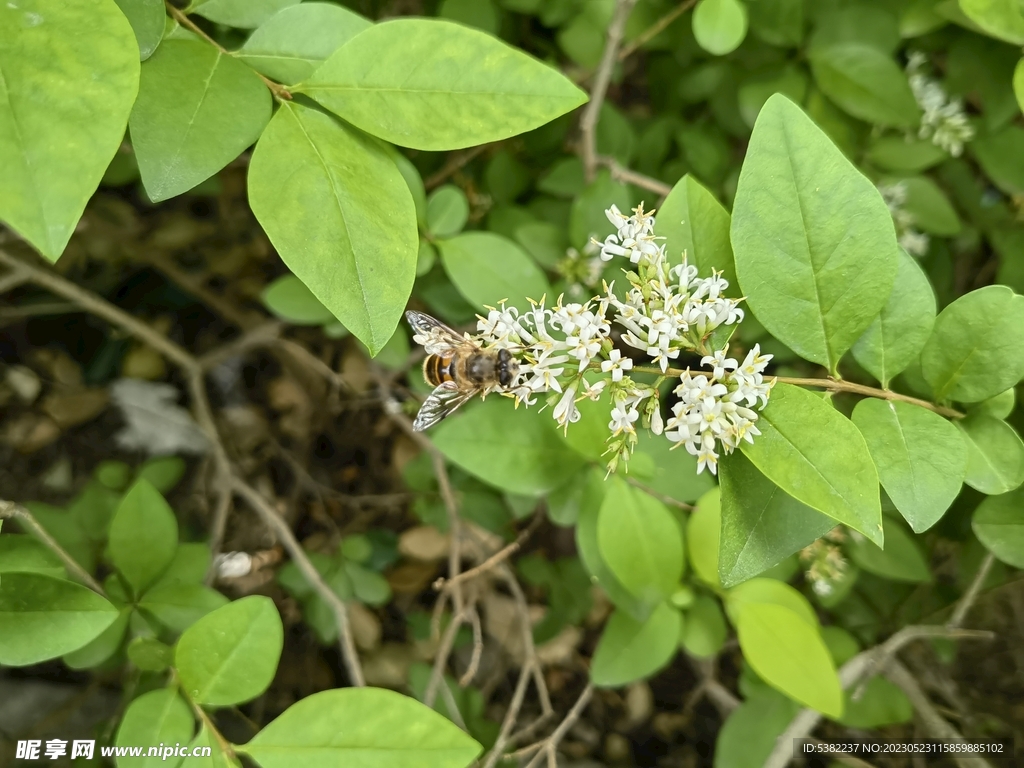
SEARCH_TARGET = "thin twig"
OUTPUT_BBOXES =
[625,477,693,510]
[164,2,292,101]
[434,513,543,593]
[0,266,30,295]
[522,683,594,768]
[579,0,639,181]
[0,501,105,596]
[229,476,365,687]
[197,322,282,371]
[424,145,491,190]
[425,607,467,708]
[948,551,996,629]
[597,155,673,197]
[617,0,698,60]
[459,606,484,687]
[480,662,536,768]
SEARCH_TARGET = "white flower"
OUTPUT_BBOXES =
[702,349,738,379]
[608,400,639,435]
[600,349,633,382]
[580,377,606,400]
[906,52,974,157]
[553,382,581,432]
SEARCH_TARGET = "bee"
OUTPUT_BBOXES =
[406,310,519,431]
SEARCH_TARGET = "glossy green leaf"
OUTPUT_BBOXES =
[974,388,1016,420]
[127,636,174,671]
[63,607,130,669]
[434,398,586,495]
[115,689,194,768]
[635,430,715,504]
[576,469,654,620]
[190,0,299,28]
[852,248,936,387]
[152,543,211,587]
[726,577,818,627]
[972,488,1024,567]
[852,400,965,532]
[239,688,482,768]
[139,582,229,633]
[590,603,682,687]
[438,232,551,311]
[426,185,470,238]
[867,136,948,173]
[248,101,418,355]
[657,174,736,288]
[0,0,139,260]
[680,593,727,658]
[809,44,920,128]
[972,126,1024,196]
[130,40,270,202]
[108,479,178,596]
[114,0,165,60]
[847,517,931,582]
[175,595,283,706]
[731,95,898,373]
[958,0,1024,43]
[714,688,800,768]
[236,3,371,85]
[737,65,809,127]
[297,18,587,150]
[137,456,187,493]
[0,534,65,578]
[729,598,842,717]
[921,285,1024,403]
[693,0,749,55]
[688,488,722,588]
[597,477,684,603]
[719,450,836,588]
[261,274,335,325]
[1015,58,1024,115]
[958,414,1024,494]
[740,383,883,546]
[0,573,118,666]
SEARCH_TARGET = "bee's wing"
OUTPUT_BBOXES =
[406,310,466,349]
[413,382,476,431]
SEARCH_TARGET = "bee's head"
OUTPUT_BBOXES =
[497,348,519,388]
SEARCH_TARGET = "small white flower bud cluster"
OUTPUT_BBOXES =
[469,203,773,476]
[800,527,849,596]
[906,51,974,158]
[877,182,930,257]
[664,345,773,476]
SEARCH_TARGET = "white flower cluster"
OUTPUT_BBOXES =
[800,528,849,596]
[473,203,773,475]
[664,346,772,475]
[906,51,974,157]
[877,182,930,257]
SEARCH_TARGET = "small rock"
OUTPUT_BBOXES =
[6,365,41,403]
[398,525,450,561]
[362,642,414,689]
[623,682,654,729]
[3,413,60,453]
[349,602,382,651]
[536,625,583,667]
[604,733,631,764]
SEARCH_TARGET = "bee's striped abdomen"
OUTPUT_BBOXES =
[424,353,456,386]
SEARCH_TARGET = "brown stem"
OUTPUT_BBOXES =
[948,551,996,629]
[597,155,672,197]
[617,0,699,61]
[522,683,594,768]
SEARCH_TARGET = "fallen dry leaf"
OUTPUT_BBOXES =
[40,389,109,429]
[398,525,450,561]
[348,602,382,652]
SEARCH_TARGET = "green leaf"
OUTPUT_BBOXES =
[597,477,684,604]
[851,248,936,387]
[921,285,1024,403]
[0,534,65,578]
[343,561,392,606]
[239,688,482,768]
[657,174,736,288]
[63,606,130,669]
[175,595,283,706]
[809,44,920,128]
[726,577,818,627]
[236,3,371,85]
[261,274,335,325]
[129,40,270,202]
[680,593,727,658]
[439,232,552,311]
[515,221,568,269]
[296,18,587,151]
[972,488,1024,567]
[839,676,913,728]
[747,0,805,47]
[115,689,194,768]
[974,388,1016,420]
[688,488,722,588]
[729,598,842,717]
[731,94,898,373]
[851,400,966,532]
[139,582,229,633]
[109,479,179,596]
[114,0,165,60]
[127,636,174,671]
[958,0,1024,44]
[576,469,654,620]
[867,136,948,173]
[426,185,470,238]
[1015,58,1024,115]
[972,126,1024,196]
[137,456,187,493]
[894,176,961,236]
[153,543,212,587]
[740,383,884,546]
[847,517,931,583]
[570,169,633,248]
[590,603,682,687]
[0,0,139,260]
[719,450,836,588]
[434,398,586,494]
[714,688,800,768]
[0,572,118,666]
[693,0,749,56]
[958,414,1024,494]
[248,101,418,355]
[190,0,299,29]
[439,0,500,34]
